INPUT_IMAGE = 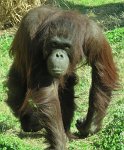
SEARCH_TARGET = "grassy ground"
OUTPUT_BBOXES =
[62,0,124,30]
[0,0,124,150]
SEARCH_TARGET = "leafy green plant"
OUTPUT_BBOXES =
[0,113,19,132]
[0,134,41,150]
[106,27,124,43]
[94,107,124,150]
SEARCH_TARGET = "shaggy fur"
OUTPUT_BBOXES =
[6,6,118,149]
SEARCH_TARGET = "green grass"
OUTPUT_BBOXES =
[64,0,124,30]
[93,108,124,150]
[67,0,124,6]
[0,0,124,149]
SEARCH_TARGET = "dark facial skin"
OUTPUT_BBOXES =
[46,37,71,78]
[47,49,69,77]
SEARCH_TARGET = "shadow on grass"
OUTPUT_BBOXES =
[0,122,11,132]
[18,131,44,139]
[61,2,124,30]
[0,121,44,139]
